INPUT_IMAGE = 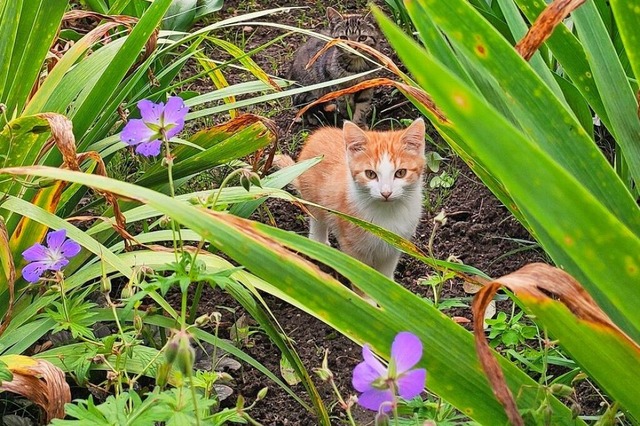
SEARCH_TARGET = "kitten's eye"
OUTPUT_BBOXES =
[395,169,407,178]
[358,35,368,42]
[364,170,377,179]
[338,35,349,40]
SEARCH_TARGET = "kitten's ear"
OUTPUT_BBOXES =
[401,118,426,152]
[343,120,368,153]
[326,7,343,25]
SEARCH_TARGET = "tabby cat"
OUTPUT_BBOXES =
[288,7,380,127]
[276,119,426,296]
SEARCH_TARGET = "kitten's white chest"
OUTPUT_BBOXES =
[363,202,421,238]
[348,186,423,266]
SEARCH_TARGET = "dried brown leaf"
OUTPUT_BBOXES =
[515,0,586,61]
[306,38,406,78]
[76,151,131,249]
[0,219,15,336]
[472,263,640,426]
[32,114,132,249]
[472,280,523,426]
[37,113,77,169]
[0,355,71,422]
[293,77,448,124]
[61,10,157,73]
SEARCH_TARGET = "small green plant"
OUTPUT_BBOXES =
[288,129,310,153]
[422,151,458,212]
[485,310,538,350]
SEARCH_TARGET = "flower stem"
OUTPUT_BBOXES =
[162,133,183,263]
[188,280,205,325]
[329,377,357,426]
[208,167,245,209]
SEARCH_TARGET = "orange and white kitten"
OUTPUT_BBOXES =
[279,118,426,282]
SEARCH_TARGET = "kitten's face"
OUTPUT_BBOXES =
[327,7,379,50]
[344,119,426,203]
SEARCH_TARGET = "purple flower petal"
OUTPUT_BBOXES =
[362,344,387,376]
[22,243,48,262]
[391,332,422,373]
[138,99,163,124]
[60,239,81,258]
[163,96,188,125]
[357,388,394,412]
[353,361,382,392]
[135,140,163,157]
[396,368,426,400]
[46,229,68,250]
[163,97,187,139]
[22,261,49,283]
[47,258,69,272]
[164,119,185,140]
[121,119,157,146]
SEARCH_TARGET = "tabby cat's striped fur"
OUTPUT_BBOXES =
[289,7,380,127]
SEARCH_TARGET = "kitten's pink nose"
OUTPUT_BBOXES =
[381,191,392,200]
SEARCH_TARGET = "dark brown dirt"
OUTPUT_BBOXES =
[175,2,613,425]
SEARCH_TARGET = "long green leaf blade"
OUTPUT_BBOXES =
[374,7,640,341]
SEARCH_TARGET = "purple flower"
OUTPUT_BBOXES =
[352,331,427,412]
[21,229,81,283]
[120,96,188,157]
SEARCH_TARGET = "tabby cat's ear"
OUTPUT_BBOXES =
[343,120,368,153]
[326,7,343,25]
[401,118,426,152]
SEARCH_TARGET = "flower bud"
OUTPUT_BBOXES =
[133,313,143,334]
[171,330,195,376]
[195,314,210,327]
[374,410,390,426]
[165,338,180,365]
[256,387,268,402]
[120,284,135,299]
[314,349,333,382]
[159,215,172,229]
[550,383,573,398]
[210,311,222,325]
[236,394,245,410]
[434,209,447,226]
[176,343,195,376]
[219,372,233,382]
[101,276,112,294]
[156,361,171,388]
[345,395,357,409]
[249,171,262,188]
[239,170,251,192]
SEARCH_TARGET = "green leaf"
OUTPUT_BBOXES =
[572,2,640,185]
[0,0,67,125]
[280,354,301,386]
[162,0,197,32]
[72,0,173,143]
[375,3,640,342]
